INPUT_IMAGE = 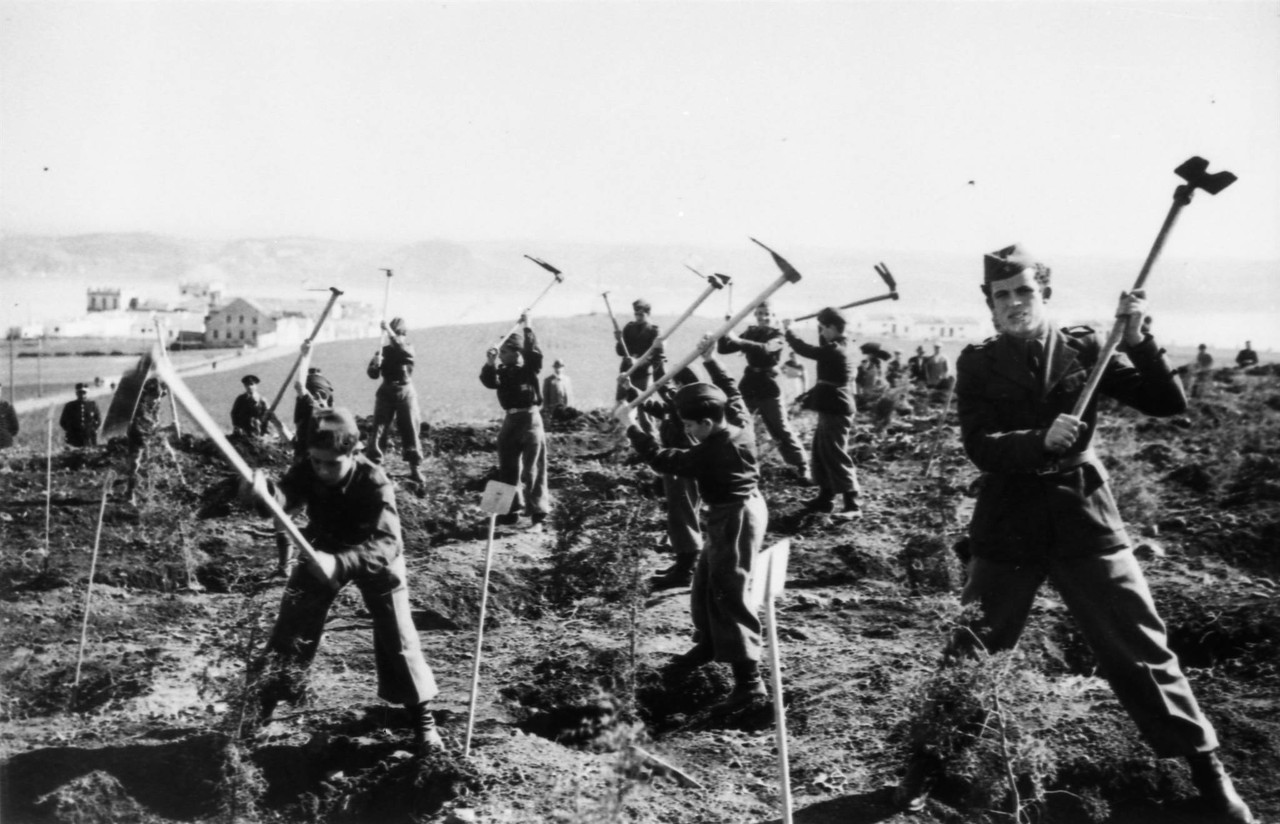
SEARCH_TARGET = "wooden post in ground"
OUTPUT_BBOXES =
[464,480,518,758]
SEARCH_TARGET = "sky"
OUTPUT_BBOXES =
[2,0,1278,264]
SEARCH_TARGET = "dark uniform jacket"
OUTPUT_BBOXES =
[0,400,17,449]
[368,339,416,384]
[958,326,1185,562]
[785,331,854,416]
[231,393,268,436]
[717,325,786,400]
[60,398,101,446]
[617,320,666,378]
[480,328,543,410]
[262,455,402,581]
[634,359,750,450]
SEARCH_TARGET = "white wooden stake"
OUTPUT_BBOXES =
[751,540,793,824]
[43,413,53,567]
[73,472,112,695]
[464,480,518,757]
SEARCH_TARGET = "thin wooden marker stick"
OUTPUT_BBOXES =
[73,472,113,696]
[750,540,793,824]
[43,414,53,568]
[464,480,517,757]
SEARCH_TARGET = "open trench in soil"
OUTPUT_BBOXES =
[3,385,1280,823]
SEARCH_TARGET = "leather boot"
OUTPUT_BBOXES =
[803,489,835,513]
[407,702,444,756]
[1187,751,1255,823]
[711,661,767,715]
[407,462,425,486]
[833,492,862,519]
[650,555,696,590]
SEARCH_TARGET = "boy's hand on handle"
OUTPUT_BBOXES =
[486,348,498,365]
[698,333,716,360]
[781,318,793,331]
[1044,414,1084,454]
[300,339,312,355]
[1117,289,1149,347]
[613,404,638,429]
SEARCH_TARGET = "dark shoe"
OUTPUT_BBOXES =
[1188,752,1255,823]
[408,702,445,756]
[407,465,425,486]
[791,467,815,487]
[710,679,767,715]
[803,492,835,513]
[894,753,940,812]
[530,511,547,527]
[650,558,696,591]
[495,512,519,526]
[833,494,862,519]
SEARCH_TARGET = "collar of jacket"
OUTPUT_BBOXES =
[989,327,1083,398]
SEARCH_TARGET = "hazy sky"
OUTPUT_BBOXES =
[2,1,1278,261]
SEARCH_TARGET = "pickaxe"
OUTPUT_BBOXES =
[1070,156,1236,417]
[151,348,331,584]
[266,286,344,436]
[151,317,183,437]
[378,268,394,346]
[490,256,565,351]
[619,238,803,412]
[621,268,731,380]
[601,291,631,359]
[792,262,899,322]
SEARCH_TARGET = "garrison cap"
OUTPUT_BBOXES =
[984,244,1044,283]
[671,366,699,386]
[632,299,651,312]
[815,306,846,328]
[75,382,88,392]
[389,317,408,335]
[500,332,522,351]
[305,372,334,397]
[860,341,891,360]
[674,382,727,416]
[241,374,260,386]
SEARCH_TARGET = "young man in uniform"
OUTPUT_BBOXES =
[0,380,18,450]
[784,308,861,518]
[616,299,666,434]
[366,317,425,485]
[894,244,1254,822]
[717,300,810,485]
[275,339,336,576]
[615,340,768,714]
[230,374,269,438]
[60,383,102,447]
[923,343,950,389]
[480,314,549,527]
[244,407,442,754]
[1234,340,1258,370]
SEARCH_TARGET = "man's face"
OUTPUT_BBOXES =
[818,322,839,342]
[989,269,1049,340]
[682,418,714,443]
[245,383,260,398]
[76,390,87,399]
[308,447,355,487]
[754,305,774,327]
[499,348,520,367]
[634,309,649,323]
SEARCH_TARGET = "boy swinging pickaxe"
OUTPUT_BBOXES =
[620,267,731,382]
[489,256,564,352]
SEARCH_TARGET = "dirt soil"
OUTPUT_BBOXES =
[2,369,1279,824]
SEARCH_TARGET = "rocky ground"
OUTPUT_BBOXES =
[2,367,1279,824]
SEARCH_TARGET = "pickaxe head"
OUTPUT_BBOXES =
[381,268,393,277]
[525,254,564,280]
[1175,156,1237,196]
[873,262,897,293]
[710,273,730,289]
[749,237,803,283]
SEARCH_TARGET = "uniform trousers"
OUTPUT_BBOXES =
[366,382,423,466]
[810,411,860,495]
[693,492,767,664]
[260,554,438,707]
[745,395,808,472]
[497,408,549,517]
[662,474,702,559]
[955,548,1218,757]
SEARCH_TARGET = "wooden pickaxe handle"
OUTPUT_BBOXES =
[267,287,344,421]
[622,274,729,380]
[791,262,900,321]
[378,269,393,345]
[151,318,183,437]
[1070,158,1235,418]
[490,258,564,351]
[151,348,324,573]
[602,292,632,358]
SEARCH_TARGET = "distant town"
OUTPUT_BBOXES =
[6,280,380,349]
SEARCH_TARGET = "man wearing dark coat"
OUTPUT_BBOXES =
[60,383,101,447]
[894,244,1254,823]
[230,374,269,438]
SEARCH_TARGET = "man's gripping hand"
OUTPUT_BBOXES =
[1044,414,1084,454]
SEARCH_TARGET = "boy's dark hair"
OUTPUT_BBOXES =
[674,382,727,424]
[678,400,726,424]
[309,407,360,454]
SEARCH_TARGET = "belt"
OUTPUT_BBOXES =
[745,366,778,375]
[815,379,846,387]
[1032,448,1097,476]
[505,406,538,415]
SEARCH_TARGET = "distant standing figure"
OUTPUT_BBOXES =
[480,315,550,527]
[366,317,425,485]
[1192,343,1214,398]
[125,377,168,505]
[855,342,890,400]
[885,350,905,387]
[907,346,927,386]
[616,299,666,434]
[542,358,574,413]
[60,382,101,447]
[923,343,950,388]
[231,375,269,438]
[0,380,17,450]
[1235,340,1258,370]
